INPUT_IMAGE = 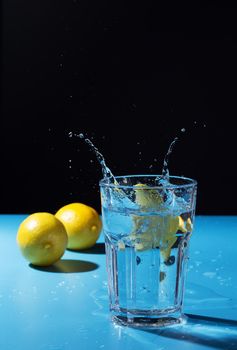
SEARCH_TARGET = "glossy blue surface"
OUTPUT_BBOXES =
[0,215,237,350]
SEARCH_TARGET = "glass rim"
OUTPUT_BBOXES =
[99,175,197,190]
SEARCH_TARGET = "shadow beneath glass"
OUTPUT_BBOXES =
[143,313,237,350]
[67,243,105,255]
[29,259,99,273]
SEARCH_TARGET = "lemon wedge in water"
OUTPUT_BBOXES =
[130,184,188,261]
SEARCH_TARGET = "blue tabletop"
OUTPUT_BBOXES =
[0,215,237,350]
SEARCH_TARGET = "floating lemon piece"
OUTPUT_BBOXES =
[130,184,188,259]
[186,217,193,231]
[134,183,163,209]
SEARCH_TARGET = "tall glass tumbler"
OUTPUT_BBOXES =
[100,175,197,327]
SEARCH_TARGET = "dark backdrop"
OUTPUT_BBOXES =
[1,1,237,214]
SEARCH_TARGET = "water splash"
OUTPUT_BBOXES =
[70,129,186,186]
[162,136,179,179]
[156,137,179,185]
[156,127,187,185]
[69,132,115,181]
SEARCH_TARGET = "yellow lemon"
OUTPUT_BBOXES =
[16,213,68,266]
[55,203,102,250]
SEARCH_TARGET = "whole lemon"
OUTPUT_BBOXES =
[17,212,68,266]
[55,203,102,250]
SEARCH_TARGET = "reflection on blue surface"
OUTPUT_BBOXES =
[185,282,234,310]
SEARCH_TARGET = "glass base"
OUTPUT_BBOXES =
[112,312,186,328]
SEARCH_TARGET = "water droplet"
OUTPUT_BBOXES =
[203,123,206,127]
[203,271,216,278]
[181,128,186,132]
[68,131,73,138]
[79,133,84,139]
[69,159,72,162]
[69,165,72,169]
[154,158,158,162]
[69,95,73,98]
[139,151,142,155]
[48,128,51,132]
[149,165,153,169]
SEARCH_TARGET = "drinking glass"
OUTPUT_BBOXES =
[100,175,197,327]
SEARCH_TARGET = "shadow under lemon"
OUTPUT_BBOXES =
[67,242,105,255]
[29,259,99,273]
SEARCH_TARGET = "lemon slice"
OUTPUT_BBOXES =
[130,184,189,260]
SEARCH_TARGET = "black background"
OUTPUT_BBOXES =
[1,1,237,214]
